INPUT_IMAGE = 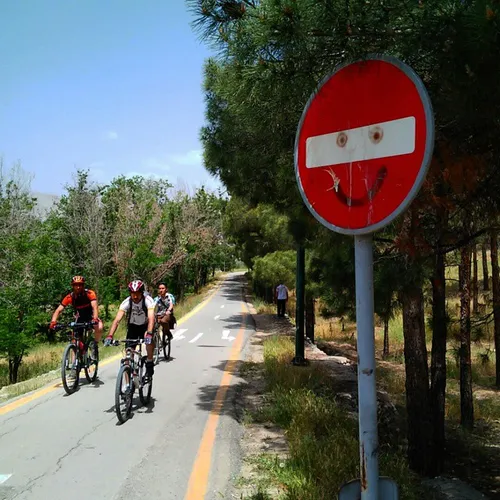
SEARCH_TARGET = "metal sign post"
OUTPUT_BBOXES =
[294,54,435,499]
[354,233,378,496]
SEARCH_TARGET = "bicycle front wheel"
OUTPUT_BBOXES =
[61,344,79,395]
[153,330,161,365]
[139,356,152,406]
[162,331,171,360]
[115,364,133,424]
[84,340,99,383]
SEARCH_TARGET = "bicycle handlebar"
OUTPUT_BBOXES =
[103,338,150,347]
[53,321,97,331]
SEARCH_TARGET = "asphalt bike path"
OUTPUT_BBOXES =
[0,272,254,500]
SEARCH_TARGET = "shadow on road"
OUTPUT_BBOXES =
[218,273,248,304]
[83,378,105,389]
[194,359,253,423]
[160,356,176,363]
[218,312,248,332]
[193,272,258,421]
[194,310,257,421]
[104,395,157,424]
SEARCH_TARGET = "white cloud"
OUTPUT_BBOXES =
[86,161,108,183]
[168,149,203,166]
[88,168,107,183]
[141,157,171,172]
[124,171,167,181]
[103,130,118,140]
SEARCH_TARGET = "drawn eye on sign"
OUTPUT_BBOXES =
[294,55,434,235]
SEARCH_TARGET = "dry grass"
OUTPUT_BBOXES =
[250,335,438,500]
[285,255,500,427]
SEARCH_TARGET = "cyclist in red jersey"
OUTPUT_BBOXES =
[49,275,103,342]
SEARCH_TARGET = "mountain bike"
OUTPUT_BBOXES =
[152,320,161,365]
[105,338,153,424]
[152,317,171,364]
[55,321,99,395]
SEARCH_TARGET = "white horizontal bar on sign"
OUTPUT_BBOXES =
[305,116,416,168]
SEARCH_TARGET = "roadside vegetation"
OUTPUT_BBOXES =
[0,160,237,390]
[247,335,434,500]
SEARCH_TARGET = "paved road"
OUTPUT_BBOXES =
[0,272,254,500]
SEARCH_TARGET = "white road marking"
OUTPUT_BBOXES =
[214,315,220,320]
[222,330,235,341]
[189,333,204,343]
[0,474,12,484]
[173,328,187,341]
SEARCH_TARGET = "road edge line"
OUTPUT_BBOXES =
[184,301,249,500]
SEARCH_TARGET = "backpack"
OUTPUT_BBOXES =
[167,293,176,305]
[126,296,149,325]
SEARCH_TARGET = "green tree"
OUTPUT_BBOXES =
[0,162,70,383]
[252,250,296,302]
[223,197,294,269]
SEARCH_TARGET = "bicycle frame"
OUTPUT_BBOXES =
[56,321,99,395]
[57,321,96,352]
[114,339,149,387]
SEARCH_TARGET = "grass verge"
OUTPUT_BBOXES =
[241,334,438,500]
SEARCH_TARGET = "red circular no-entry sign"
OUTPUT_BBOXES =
[295,55,434,235]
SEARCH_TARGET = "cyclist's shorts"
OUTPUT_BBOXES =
[126,324,148,345]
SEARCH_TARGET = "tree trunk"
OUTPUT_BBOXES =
[459,245,474,430]
[9,353,23,384]
[383,315,390,358]
[472,244,479,315]
[401,284,436,476]
[194,265,200,293]
[490,230,500,387]
[177,266,184,300]
[305,293,315,343]
[482,242,490,291]
[430,250,447,474]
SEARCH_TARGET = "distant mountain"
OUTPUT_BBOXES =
[31,191,60,217]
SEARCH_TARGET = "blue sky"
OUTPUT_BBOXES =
[0,0,222,195]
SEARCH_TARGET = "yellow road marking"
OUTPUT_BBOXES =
[184,302,248,500]
[0,279,225,416]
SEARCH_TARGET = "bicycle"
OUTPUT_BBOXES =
[55,321,99,395]
[152,320,161,365]
[105,338,153,424]
[152,317,171,364]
